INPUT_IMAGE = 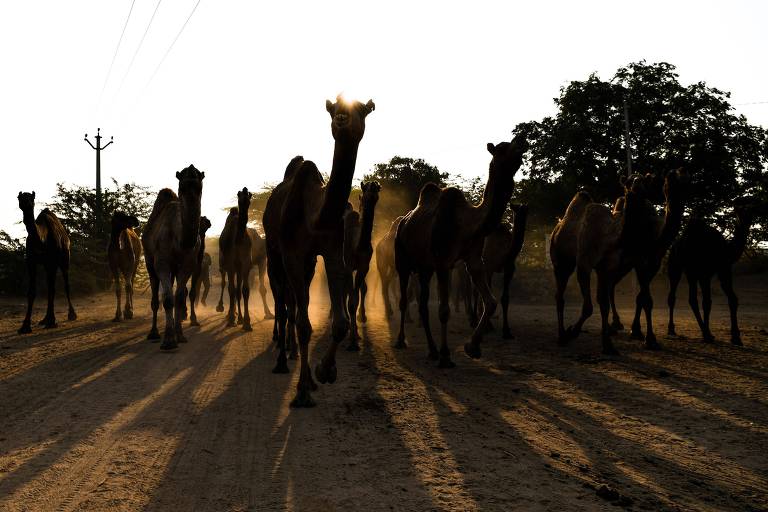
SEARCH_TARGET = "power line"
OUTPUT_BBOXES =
[99,0,136,101]
[733,101,768,106]
[115,0,163,97]
[145,0,202,89]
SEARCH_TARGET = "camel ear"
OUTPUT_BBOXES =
[619,175,627,186]
[176,171,182,179]
[200,171,205,180]
[487,143,496,155]
[364,100,375,114]
[326,99,334,114]
[17,192,22,199]
[129,215,139,227]
[32,191,35,199]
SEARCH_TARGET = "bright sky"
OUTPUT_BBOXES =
[1,1,766,238]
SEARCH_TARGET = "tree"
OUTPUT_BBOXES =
[513,61,768,242]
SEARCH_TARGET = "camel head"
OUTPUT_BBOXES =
[511,203,529,219]
[486,133,529,184]
[176,165,205,248]
[237,187,252,213]
[17,191,35,213]
[111,211,140,232]
[359,181,381,211]
[284,155,305,181]
[199,216,212,236]
[662,168,687,206]
[326,95,375,142]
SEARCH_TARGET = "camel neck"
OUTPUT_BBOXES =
[474,172,513,237]
[357,201,376,251]
[510,211,528,259]
[728,215,752,263]
[655,196,684,261]
[316,138,360,229]
[22,209,41,245]
[180,194,201,250]
[237,205,248,238]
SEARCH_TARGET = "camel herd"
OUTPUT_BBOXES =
[15,96,759,407]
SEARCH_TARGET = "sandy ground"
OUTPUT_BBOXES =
[0,276,767,512]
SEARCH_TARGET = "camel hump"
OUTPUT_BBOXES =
[564,190,593,218]
[417,182,441,206]
[147,188,179,229]
[431,187,466,255]
[36,209,69,249]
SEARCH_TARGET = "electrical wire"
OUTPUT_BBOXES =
[115,0,163,96]
[144,0,202,89]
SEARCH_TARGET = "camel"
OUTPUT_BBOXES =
[394,135,529,368]
[466,204,529,339]
[108,211,142,322]
[263,96,375,407]
[142,165,205,350]
[343,181,381,350]
[667,203,754,345]
[218,188,255,330]
[17,192,77,334]
[215,208,238,313]
[376,216,405,319]
[187,215,212,326]
[247,227,274,319]
[196,252,212,306]
[550,169,686,354]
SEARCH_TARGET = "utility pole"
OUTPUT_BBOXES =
[622,98,633,176]
[84,128,114,232]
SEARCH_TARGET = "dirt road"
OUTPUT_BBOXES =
[0,283,767,511]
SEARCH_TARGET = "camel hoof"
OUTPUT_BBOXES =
[123,311,132,320]
[358,313,367,323]
[428,349,439,361]
[315,362,337,384]
[68,310,78,321]
[201,300,207,306]
[226,319,236,327]
[564,326,580,341]
[289,350,298,360]
[215,303,224,312]
[236,317,243,325]
[611,320,624,332]
[703,334,716,343]
[147,328,161,341]
[731,336,743,346]
[438,358,456,369]
[290,389,316,408]
[346,340,361,352]
[160,339,178,351]
[190,319,200,327]
[630,329,644,340]
[464,343,481,359]
[502,329,514,340]
[272,361,289,374]
[264,312,275,320]
[18,323,32,335]
[394,338,408,349]
[243,323,252,332]
[112,316,122,323]
[43,321,58,329]
[645,340,662,351]
[602,345,620,356]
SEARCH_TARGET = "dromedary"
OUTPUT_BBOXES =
[550,169,685,354]
[218,188,255,330]
[263,96,375,407]
[247,227,273,319]
[197,252,212,306]
[343,181,381,350]
[17,192,77,334]
[667,203,754,345]
[467,204,529,339]
[142,165,205,350]
[108,211,142,322]
[215,208,238,313]
[394,135,529,368]
[187,215,212,326]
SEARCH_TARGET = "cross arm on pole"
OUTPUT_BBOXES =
[102,137,114,150]
[84,134,96,150]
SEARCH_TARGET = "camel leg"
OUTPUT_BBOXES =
[597,273,619,355]
[358,275,368,323]
[700,277,715,342]
[179,286,188,321]
[269,256,289,373]
[175,271,192,344]
[235,271,243,325]
[189,269,200,326]
[565,266,593,341]
[667,257,683,337]
[316,256,348,385]
[201,274,210,306]
[216,269,226,312]
[638,270,660,350]
[258,262,273,320]
[501,263,514,340]
[146,262,161,341]
[609,283,623,333]
[42,265,58,329]
[464,250,496,359]
[284,255,315,407]
[396,270,410,348]
[241,265,252,332]
[346,271,363,351]
[464,267,477,328]
[18,261,36,334]
[687,273,709,342]
[630,286,645,340]
[718,268,741,345]
[226,270,237,326]
[112,269,123,322]
[158,268,177,350]
[286,291,298,360]
[61,260,76,321]
[553,264,573,344]
[124,271,134,320]
[416,270,439,360]
[436,269,454,368]
[380,270,393,319]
